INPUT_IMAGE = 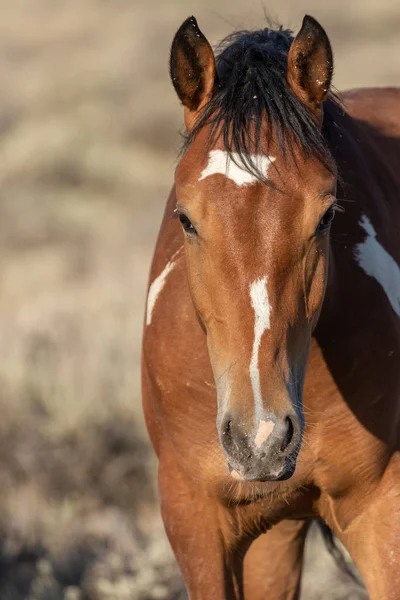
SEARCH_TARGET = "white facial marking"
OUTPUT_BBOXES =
[230,470,244,481]
[199,150,275,187]
[249,277,272,417]
[146,247,182,326]
[354,215,400,317]
[254,419,275,448]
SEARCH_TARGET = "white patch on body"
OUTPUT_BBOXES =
[249,277,272,416]
[146,247,183,326]
[254,419,275,448]
[199,150,275,187]
[355,215,400,317]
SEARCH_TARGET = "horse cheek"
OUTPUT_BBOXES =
[304,245,328,328]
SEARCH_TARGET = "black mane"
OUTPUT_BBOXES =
[182,26,338,182]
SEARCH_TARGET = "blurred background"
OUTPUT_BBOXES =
[0,0,399,598]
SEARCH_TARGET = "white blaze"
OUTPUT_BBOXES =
[199,150,275,187]
[249,277,271,416]
[354,215,400,317]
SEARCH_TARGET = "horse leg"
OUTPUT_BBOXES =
[243,520,309,600]
[330,456,400,600]
[158,450,248,600]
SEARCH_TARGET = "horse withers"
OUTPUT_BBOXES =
[142,14,400,599]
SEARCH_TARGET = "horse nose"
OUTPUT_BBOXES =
[219,412,302,481]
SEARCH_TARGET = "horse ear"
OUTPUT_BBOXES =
[287,15,333,120]
[170,16,216,131]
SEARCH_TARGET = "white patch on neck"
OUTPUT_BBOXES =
[199,150,275,187]
[354,215,400,317]
[146,247,182,326]
[249,277,271,416]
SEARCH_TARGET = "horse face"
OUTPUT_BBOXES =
[175,131,336,481]
[170,15,336,481]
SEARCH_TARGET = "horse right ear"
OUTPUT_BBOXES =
[170,16,216,132]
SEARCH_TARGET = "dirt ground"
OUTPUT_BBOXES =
[0,0,399,598]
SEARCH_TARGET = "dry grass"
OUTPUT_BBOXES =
[0,0,398,597]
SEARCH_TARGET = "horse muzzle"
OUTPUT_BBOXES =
[219,411,303,482]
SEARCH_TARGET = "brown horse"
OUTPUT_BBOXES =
[142,14,400,600]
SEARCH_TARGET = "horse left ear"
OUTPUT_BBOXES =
[287,15,333,122]
[170,16,216,131]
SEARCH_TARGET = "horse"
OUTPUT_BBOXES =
[142,13,400,600]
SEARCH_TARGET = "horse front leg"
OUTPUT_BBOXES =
[330,454,400,600]
[243,519,309,600]
[158,450,249,600]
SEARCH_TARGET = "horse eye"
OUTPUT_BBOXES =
[317,206,335,233]
[179,213,197,235]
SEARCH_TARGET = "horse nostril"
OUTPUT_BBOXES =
[221,419,232,437]
[280,416,294,452]
[221,418,238,452]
